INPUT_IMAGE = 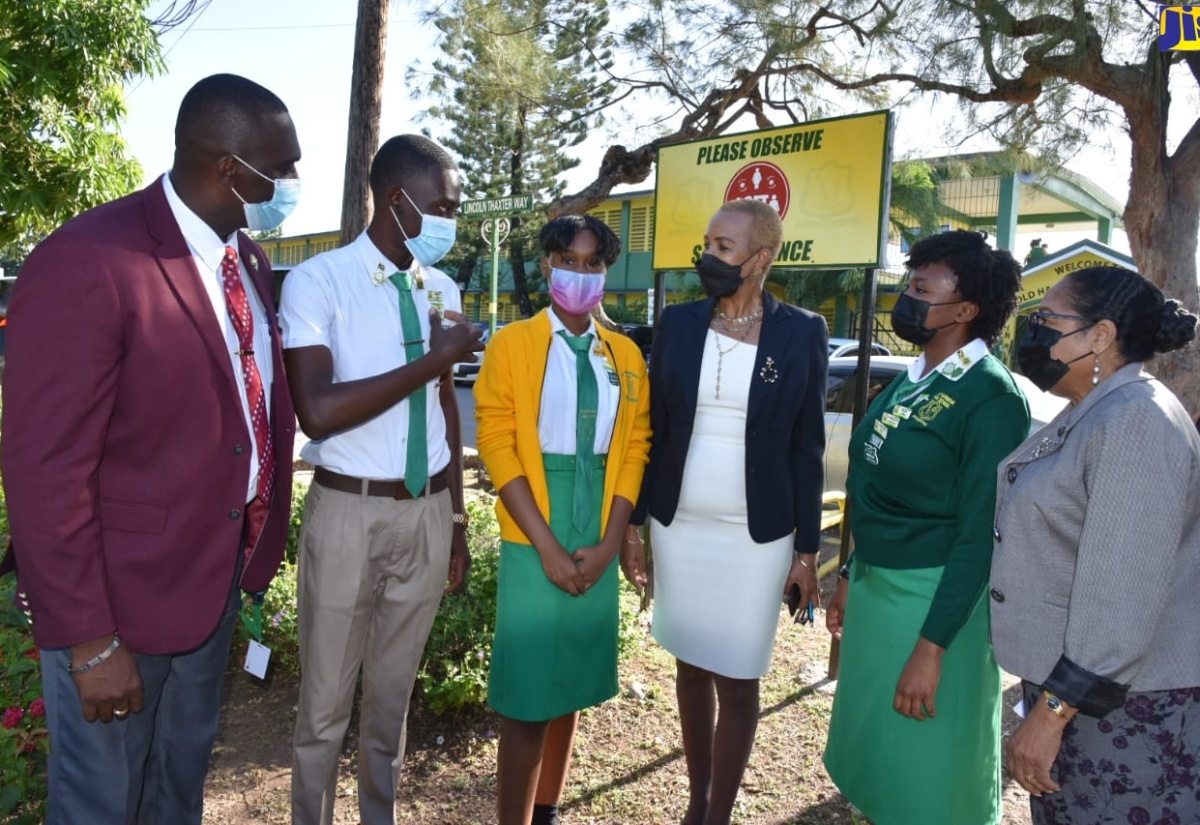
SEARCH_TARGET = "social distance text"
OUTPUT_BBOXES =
[692,238,817,265]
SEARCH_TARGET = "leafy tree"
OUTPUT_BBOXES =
[417,0,615,316]
[545,0,893,217]
[0,0,163,250]
[549,0,1200,408]
[775,159,952,309]
[796,1,1200,407]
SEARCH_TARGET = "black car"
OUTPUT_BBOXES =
[620,323,653,361]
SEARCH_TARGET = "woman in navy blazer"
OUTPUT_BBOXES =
[624,199,828,825]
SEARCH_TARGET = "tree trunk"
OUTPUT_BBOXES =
[508,219,535,319]
[508,107,535,317]
[454,238,485,291]
[1124,170,1200,415]
[1121,49,1200,415]
[339,0,388,247]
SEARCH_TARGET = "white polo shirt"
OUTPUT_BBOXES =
[538,309,619,455]
[279,231,462,480]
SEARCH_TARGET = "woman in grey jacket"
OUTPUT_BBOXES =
[991,265,1200,824]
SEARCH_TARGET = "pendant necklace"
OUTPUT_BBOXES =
[711,310,759,400]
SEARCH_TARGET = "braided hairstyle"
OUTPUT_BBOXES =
[904,230,1022,346]
[1059,266,1197,362]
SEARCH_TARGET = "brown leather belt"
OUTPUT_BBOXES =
[313,466,450,500]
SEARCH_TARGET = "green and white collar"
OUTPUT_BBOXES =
[908,338,990,383]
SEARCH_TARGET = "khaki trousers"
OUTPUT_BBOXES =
[291,479,452,825]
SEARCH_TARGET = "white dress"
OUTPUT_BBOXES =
[650,328,794,679]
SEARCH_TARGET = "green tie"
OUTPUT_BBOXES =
[390,272,428,497]
[558,330,598,533]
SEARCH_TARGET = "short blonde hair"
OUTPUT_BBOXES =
[719,199,784,265]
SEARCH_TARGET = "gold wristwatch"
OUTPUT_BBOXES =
[1041,690,1066,717]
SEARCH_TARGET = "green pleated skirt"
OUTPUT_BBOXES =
[486,453,617,722]
[823,562,1002,825]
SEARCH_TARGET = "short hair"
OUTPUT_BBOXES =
[905,229,1022,346]
[718,199,784,261]
[175,74,288,152]
[539,215,622,267]
[369,135,458,195]
[1059,266,1197,361]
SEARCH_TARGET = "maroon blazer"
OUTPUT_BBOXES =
[1,176,295,654]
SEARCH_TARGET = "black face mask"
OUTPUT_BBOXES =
[1016,323,1095,392]
[891,293,963,346]
[696,252,752,299]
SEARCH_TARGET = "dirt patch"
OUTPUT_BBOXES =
[202,530,1036,824]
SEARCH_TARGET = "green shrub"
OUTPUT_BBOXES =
[417,497,501,715]
[249,560,301,676]
[284,481,307,565]
[232,481,307,676]
[0,485,48,824]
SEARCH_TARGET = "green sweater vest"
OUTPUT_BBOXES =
[847,355,1029,649]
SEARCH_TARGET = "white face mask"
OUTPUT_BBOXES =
[393,188,456,266]
[230,154,302,232]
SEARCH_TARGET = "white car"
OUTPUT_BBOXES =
[822,355,1067,497]
[828,336,893,359]
[450,323,496,385]
[451,351,484,385]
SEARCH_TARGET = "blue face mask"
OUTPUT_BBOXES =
[393,188,457,267]
[231,155,302,232]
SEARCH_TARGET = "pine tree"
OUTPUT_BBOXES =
[417,0,615,316]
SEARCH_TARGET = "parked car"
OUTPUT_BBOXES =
[827,337,893,359]
[621,323,654,362]
[822,355,1067,496]
[450,322,497,385]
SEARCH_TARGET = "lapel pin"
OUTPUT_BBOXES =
[759,356,778,384]
[248,255,259,272]
[372,262,388,286]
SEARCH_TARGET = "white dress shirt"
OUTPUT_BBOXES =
[162,174,272,503]
[279,231,462,479]
[537,309,619,455]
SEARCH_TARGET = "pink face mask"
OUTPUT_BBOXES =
[549,267,606,315]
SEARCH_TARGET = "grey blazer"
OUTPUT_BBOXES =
[990,363,1200,714]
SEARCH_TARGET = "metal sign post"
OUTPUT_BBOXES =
[480,218,511,336]
[460,195,537,335]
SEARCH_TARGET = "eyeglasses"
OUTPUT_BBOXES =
[1025,309,1089,327]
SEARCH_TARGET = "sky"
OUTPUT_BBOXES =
[123,0,1145,259]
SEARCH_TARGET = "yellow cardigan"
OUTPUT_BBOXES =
[474,310,651,545]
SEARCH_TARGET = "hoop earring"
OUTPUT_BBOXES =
[1092,356,1101,386]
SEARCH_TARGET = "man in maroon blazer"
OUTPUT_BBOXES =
[1,74,299,824]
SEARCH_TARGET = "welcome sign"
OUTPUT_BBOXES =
[652,111,893,270]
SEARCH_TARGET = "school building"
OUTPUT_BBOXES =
[259,151,1126,342]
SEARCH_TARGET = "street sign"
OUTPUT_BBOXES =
[480,218,511,246]
[460,195,535,219]
[460,195,536,335]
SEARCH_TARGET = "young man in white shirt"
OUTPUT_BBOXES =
[280,134,483,825]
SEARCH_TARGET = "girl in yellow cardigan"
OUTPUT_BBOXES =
[475,215,651,825]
